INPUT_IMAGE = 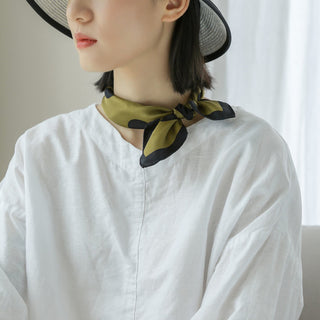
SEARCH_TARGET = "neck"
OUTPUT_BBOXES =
[112,70,193,110]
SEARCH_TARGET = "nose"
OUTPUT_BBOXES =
[66,0,93,28]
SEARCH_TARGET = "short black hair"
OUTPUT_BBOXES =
[94,0,215,95]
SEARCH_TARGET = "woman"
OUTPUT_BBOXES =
[0,0,304,319]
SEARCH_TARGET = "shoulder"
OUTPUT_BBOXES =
[232,106,285,142]
[8,105,97,172]
[213,106,301,238]
[24,108,82,143]
[0,104,92,213]
[16,105,91,153]
[204,105,298,200]
[220,105,291,160]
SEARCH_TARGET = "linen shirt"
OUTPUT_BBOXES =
[0,103,304,320]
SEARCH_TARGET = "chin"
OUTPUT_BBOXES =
[79,63,101,73]
[79,59,114,73]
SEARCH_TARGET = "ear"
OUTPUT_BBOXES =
[160,0,190,23]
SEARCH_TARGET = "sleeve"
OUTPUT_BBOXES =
[190,128,304,320]
[0,134,28,320]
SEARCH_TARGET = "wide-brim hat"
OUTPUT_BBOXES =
[25,0,231,63]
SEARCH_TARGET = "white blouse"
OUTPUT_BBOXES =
[0,103,304,320]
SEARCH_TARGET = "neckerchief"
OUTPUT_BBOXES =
[100,85,235,168]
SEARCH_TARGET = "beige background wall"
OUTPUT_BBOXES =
[1,0,103,179]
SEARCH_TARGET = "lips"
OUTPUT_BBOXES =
[76,39,97,49]
[74,32,97,41]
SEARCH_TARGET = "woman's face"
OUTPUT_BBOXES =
[66,0,168,72]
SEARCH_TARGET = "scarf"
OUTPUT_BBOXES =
[100,85,235,168]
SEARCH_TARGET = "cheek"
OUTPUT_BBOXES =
[97,2,161,56]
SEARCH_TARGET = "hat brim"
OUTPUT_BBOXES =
[26,0,231,63]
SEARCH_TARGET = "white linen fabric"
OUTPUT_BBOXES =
[0,103,304,319]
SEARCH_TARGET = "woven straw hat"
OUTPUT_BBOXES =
[26,0,231,62]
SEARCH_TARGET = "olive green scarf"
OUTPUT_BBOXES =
[100,85,235,168]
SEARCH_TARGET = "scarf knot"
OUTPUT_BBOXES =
[173,103,195,120]
[100,86,236,168]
